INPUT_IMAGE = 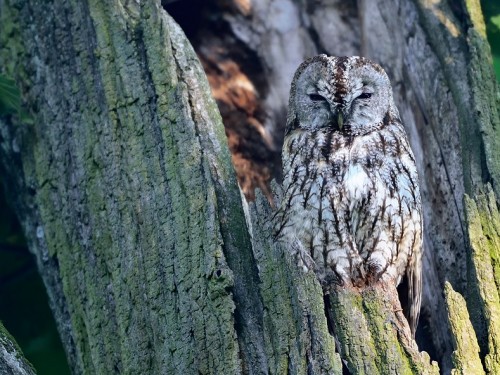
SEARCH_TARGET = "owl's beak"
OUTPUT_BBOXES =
[336,112,344,130]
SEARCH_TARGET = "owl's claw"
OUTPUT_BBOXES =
[297,248,316,273]
[287,237,317,272]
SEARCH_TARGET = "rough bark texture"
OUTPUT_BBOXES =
[0,322,36,375]
[1,0,340,373]
[241,192,342,374]
[1,1,247,373]
[325,285,438,374]
[464,187,500,374]
[0,0,499,374]
[444,282,484,375]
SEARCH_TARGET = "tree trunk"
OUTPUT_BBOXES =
[0,0,498,374]
[0,322,36,375]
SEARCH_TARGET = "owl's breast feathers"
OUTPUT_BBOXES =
[277,117,422,287]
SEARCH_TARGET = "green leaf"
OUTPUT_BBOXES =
[494,55,500,82]
[491,14,500,31]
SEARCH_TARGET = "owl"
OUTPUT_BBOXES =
[274,55,423,335]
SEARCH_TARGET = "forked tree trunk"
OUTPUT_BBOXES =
[0,0,498,374]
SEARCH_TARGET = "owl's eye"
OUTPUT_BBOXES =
[309,93,326,102]
[357,93,372,99]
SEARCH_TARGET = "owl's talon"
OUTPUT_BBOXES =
[297,250,316,273]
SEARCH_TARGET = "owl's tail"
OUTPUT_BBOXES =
[406,248,422,338]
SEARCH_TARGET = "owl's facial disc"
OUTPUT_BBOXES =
[286,55,395,136]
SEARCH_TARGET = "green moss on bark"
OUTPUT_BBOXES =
[444,282,485,374]
[327,285,438,375]
[245,190,342,374]
[1,1,243,373]
[465,187,500,374]
[466,28,500,200]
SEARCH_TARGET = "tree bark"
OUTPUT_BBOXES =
[0,322,36,375]
[0,1,247,373]
[0,0,499,374]
[444,281,484,375]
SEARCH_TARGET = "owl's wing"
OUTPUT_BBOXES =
[395,132,423,337]
[369,122,423,336]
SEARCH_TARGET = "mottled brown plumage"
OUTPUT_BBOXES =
[274,55,423,335]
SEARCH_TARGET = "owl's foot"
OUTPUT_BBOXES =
[297,248,316,273]
[288,237,317,272]
[351,264,367,287]
[349,261,386,287]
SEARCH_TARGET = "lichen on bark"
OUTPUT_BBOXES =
[464,187,500,374]
[243,189,342,374]
[444,282,484,375]
[326,284,438,374]
[0,1,244,373]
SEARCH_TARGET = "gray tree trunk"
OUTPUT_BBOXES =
[0,0,498,374]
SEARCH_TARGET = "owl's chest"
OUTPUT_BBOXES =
[283,131,390,218]
[286,152,376,214]
[304,144,378,202]
[342,163,373,202]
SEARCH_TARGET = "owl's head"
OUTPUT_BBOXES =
[286,55,397,136]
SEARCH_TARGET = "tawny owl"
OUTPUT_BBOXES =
[274,55,423,335]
